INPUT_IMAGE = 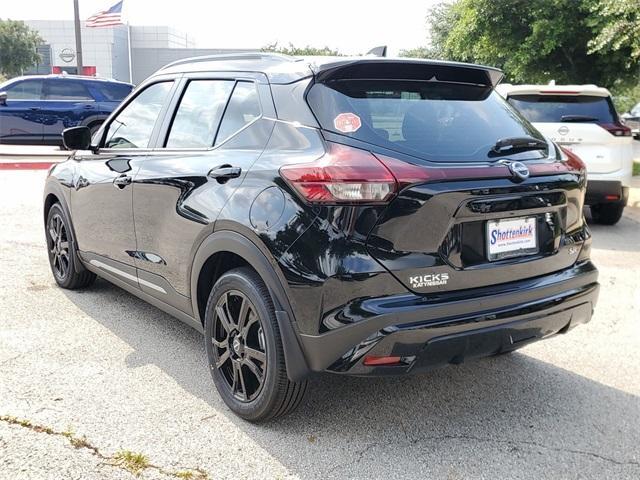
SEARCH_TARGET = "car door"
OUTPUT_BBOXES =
[131,73,275,312]
[41,79,97,144]
[71,79,177,288]
[0,79,45,144]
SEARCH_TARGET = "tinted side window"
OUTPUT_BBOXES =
[5,80,43,100]
[165,80,234,148]
[95,82,133,102]
[105,82,173,149]
[45,80,93,101]
[215,82,261,145]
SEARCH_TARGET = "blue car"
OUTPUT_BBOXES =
[0,75,133,145]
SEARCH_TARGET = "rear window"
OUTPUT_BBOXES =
[307,80,545,162]
[96,82,133,102]
[506,95,616,123]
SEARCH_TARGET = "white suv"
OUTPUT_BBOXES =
[497,84,633,225]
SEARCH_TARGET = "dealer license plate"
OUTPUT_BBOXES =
[486,216,538,261]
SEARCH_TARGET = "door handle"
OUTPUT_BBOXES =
[29,107,40,111]
[83,104,95,110]
[208,165,242,183]
[113,174,132,189]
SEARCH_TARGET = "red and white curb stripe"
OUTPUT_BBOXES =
[0,161,58,170]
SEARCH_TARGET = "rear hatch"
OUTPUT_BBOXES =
[505,92,629,174]
[304,61,587,294]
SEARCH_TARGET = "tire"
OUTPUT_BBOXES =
[46,203,96,289]
[590,202,625,225]
[204,267,307,422]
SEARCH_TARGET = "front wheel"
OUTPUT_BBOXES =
[204,267,307,422]
[590,202,625,225]
[46,203,96,289]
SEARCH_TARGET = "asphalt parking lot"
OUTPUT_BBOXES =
[1,170,639,480]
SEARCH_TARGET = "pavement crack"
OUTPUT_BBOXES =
[325,442,380,475]
[411,433,640,467]
[0,414,209,479]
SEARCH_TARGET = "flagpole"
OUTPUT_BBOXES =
[73,0,84,74]
[127,21,133,83]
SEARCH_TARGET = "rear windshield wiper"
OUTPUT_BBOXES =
[560,115,599,122]
[491,136,548,155]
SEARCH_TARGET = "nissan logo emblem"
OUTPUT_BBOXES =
[558,126,570,136]
[507,161,530,182]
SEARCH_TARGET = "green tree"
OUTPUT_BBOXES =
[400,3,459,60]
[421,0,637,89]
[261,42,342,56]
[0,19,42,78]
[588,0,640,62]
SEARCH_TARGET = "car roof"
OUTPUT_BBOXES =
[496,83,611,98]
[2,74,133,87]
[156,52,505,86]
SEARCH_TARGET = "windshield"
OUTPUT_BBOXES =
[307,79,546,163]
[507,94,617,123]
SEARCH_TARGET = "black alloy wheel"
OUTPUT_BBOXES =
[45,203,96,289]
[212,290,267,402]
[204,267,307,421]
[47,210,71,282]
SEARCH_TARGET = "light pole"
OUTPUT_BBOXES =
[73,0,84,74]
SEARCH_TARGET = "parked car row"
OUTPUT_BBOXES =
[0,74,133,145]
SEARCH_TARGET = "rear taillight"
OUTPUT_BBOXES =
[280,143,397,204]
[280,141,587,205]
[599,122,632,137]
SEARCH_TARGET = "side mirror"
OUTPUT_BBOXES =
[0,92,7,106]
[62,126,92,151]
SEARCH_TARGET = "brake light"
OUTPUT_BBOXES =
[539,90,580,95]
[280,143,397,204]
[599,122,632,137]
[280,141,587,205]
[559,146,586,172]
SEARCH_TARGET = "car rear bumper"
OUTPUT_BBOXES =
[585,180,629,205]
[296,261,599,376]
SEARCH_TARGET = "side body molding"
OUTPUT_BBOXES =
[190,230,311,382]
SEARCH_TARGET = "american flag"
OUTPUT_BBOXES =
[85,1,124,28]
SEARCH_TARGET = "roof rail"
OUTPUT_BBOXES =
[159,52,297,71]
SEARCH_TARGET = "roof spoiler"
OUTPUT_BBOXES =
[313,59,504,88]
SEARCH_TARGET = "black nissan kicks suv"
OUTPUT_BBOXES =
[44,54,599,421]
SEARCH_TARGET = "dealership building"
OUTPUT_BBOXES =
[24,20,253,84]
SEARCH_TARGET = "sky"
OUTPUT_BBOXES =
[3,0,441,55]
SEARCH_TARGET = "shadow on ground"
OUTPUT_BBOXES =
[64,278,640,478]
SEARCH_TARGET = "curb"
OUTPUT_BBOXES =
[0,161,58,170]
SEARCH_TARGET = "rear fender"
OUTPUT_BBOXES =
[190,229,311,382]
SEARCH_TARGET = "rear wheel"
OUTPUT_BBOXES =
[204,267,307,422]
[591,202,624,225]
